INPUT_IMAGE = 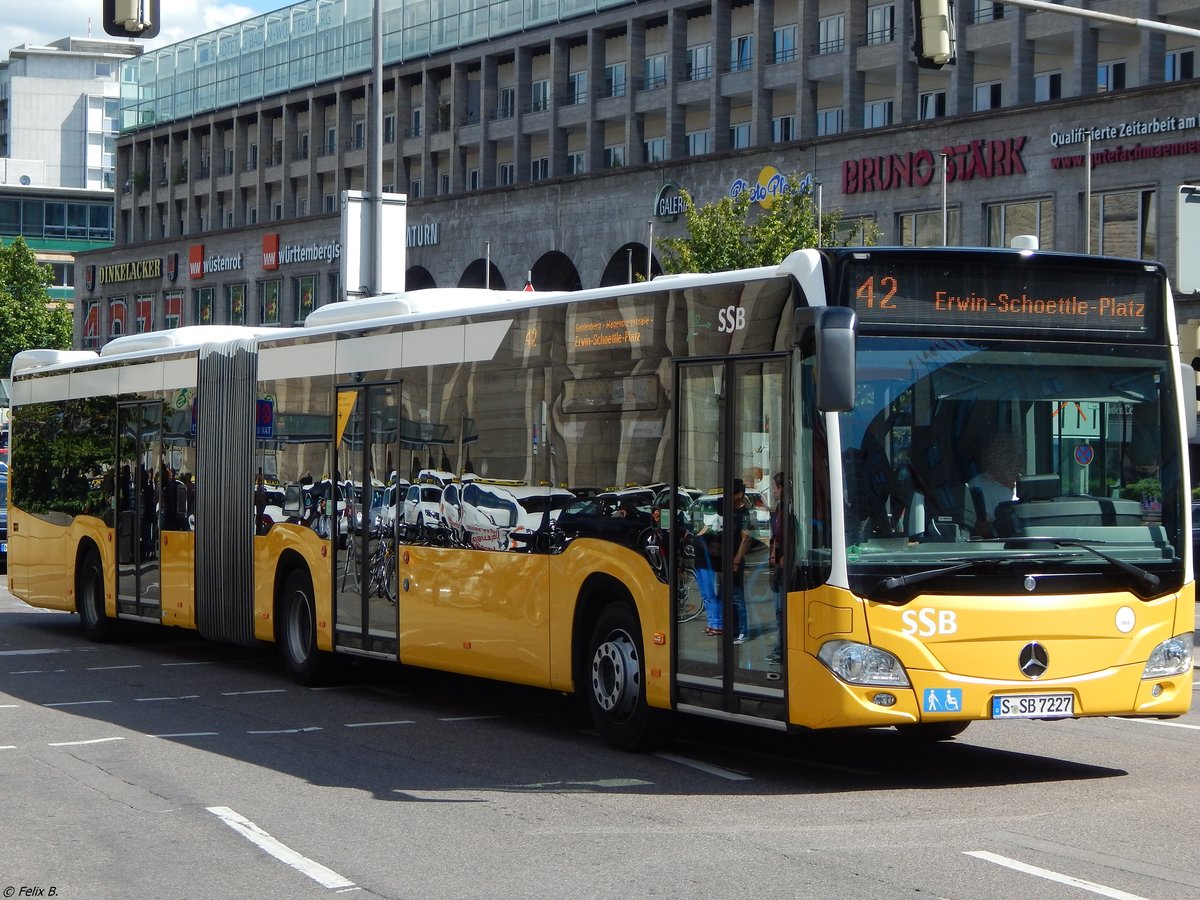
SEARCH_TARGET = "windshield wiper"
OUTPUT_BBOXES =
[878,561,974,592]
[1003,536,1161,593]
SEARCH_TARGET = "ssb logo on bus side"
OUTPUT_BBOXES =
[901,608,958,637]
[718,305,746,333]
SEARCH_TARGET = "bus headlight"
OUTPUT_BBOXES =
[1142,632,1194,679]
[818,640,911,687]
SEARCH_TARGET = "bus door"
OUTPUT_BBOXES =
[115,401,163,620]
[334,383,400,657]
[674,358,787,721]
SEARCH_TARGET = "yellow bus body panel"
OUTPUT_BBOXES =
[397,539,670,708]
[253,524,334,647]
[159,530,195,628]
[791,582,1193,729]
[9,509,110,614]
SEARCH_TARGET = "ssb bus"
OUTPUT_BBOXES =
[8,246,1194,749]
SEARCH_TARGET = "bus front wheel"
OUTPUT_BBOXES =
[279,569,325,684]
[585,605,666,751]
[76,548,113,641]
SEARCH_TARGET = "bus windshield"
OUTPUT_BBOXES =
[840,336,1183,599]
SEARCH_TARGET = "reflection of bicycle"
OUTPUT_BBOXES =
[676,567,705,623]
[641,524,705,624]
[367,522,396,603]
[340,526,359,591]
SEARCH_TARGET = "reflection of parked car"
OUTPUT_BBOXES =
[448,481,574,550]
[403,477,449,539]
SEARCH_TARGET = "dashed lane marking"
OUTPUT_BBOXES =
[965,850,1149,900]
[207,806,358,892]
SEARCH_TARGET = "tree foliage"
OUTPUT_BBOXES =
[657,175,880,275]
[0,237,73,378]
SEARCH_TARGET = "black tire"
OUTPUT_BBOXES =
[894,721,970,743]
[585,604,668,751]
[77,547,113,641]
[279,568,326,685]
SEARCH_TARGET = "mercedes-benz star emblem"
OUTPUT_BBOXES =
[1018,642,1049,679]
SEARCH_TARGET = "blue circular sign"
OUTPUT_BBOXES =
[1074,444,1094,466]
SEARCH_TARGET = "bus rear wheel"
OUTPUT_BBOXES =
[279,569,325,684]
[585,605,666,751]
[76,548,113,641]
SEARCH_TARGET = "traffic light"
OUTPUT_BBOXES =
[912,0,956,70]
[102,0,160,39]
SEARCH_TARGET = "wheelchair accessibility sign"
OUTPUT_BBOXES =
[923,688,962,713]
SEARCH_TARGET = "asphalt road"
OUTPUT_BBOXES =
[1,586,1198,900]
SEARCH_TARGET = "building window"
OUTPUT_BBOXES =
[259,281,281,326]
[135,293,152,333]
[687,45,711,80]
[195,287,215,325]
[864,99,893,128]
[227,283,246,326]
[729,122,751,149]
[82,299,101,349]
[384,114,396,143]
[816,107,843,136]
[986,198,1055,250]
[970,1,1004,23]
[468,168,480,190]
[568,151,585,174]
[604,64,626,98]
[818,15,845,54]
[643,54,667,91]
[1167,49,1194,82]
[974,81,1002,111]
[498,162,515,185]
[918,90,946,120]
[866,4,895,45]
[603,144,625,169]
[296,196,308,217]
[497,87,515,118]
[644,138,667,163]
[531,157,549,180]
[1034,71,1062,101]
[1098,60,1126,92]
[1090,189,1155,259]
[409,179,422,198]
[109,297,127,338]
[294,275,316,322]
[531,80,550,112]
[773,26,797,64]
[686,130,711,156]
[772,115,796,143]
[410,108,422,136]
[729,35,753,72]
[899,208,961,246]
[439,172,451,194]
[568,71,587,104]
[323,193,337,212]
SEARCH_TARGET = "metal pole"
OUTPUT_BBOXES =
[646,221,654,280]
[1085,132,1092,254]
[815,182,823,244]
[485,241,491,289]
[627,248,633,284]
[941,152,948,245]
[371,0,383,296]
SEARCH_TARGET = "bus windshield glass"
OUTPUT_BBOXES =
[840,336,1183,600]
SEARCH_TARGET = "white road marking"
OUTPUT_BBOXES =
[136,695,201,702]
[45,700,113,708]
[965,850,1149,899]
[151,732,219,738]
[207,806,357,892]
[86,665,143,671]
[222,689,287,696]
[161,661,215,667]
[47,736,125,747]
[0,746,16,750]
[440,715,503,722]
[1110,717,1200,732]
[344,720,415,728]
[247,726,322,734]
[0,648,70,656]
[654,752,752,781]
[0,703,19,708]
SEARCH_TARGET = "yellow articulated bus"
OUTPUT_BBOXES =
[8,247,1193,749]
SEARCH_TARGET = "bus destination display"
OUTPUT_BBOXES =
[844,255,1161,337]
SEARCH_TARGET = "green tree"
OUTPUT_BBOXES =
[657,174,879,275]
[0,237,73,378]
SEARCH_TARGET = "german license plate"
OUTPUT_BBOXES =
[991,693,1074,719]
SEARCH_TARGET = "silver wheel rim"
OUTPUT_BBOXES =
[591,629,641,720]
[286,589,312,664]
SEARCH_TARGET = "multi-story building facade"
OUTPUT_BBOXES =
[0,37,140,191]
[82,1,1200,357]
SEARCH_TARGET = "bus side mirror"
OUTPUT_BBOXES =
[815,307,857,412]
